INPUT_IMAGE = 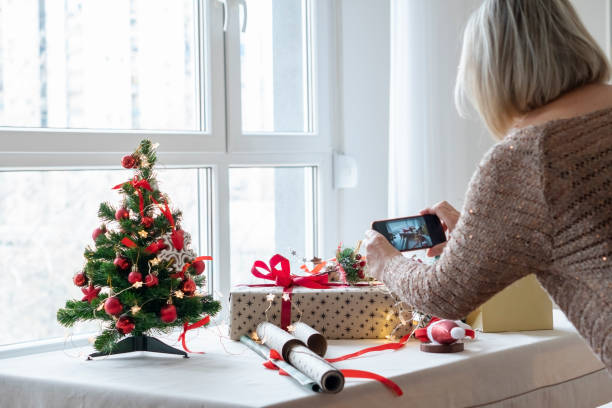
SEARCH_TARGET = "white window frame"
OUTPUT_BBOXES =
[0,0,339,352]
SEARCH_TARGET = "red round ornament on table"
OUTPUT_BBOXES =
[160,304,177,323]
[92,225,106,241]
[115,208,129,221]
[73,272,87,287]
[141,216,154,228]
[181,279,197,295]
[113,256,130,270]
[128,270,142,284]
[144,274,159,287]
[121,155,137,169]
[104,297,123,316]
[191,260,205,275]
[116,315,135,334]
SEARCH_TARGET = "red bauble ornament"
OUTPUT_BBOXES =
[141,217,154,228]
[181,279,196,295]
[73,272,87,287]
[104,297,123,316]
[121,155,137,169]
[144,274,159,287]
[359,260,366,267]
[192,260,205,275]
[357,270,365,279]
[81,285,101,303]
[92,225,107,241]
[115,208,129,221]
[128,270,142,284]
[113,256,130,270]
[116,315,135,335]
[171,229,185,251]
[160,304,177,323]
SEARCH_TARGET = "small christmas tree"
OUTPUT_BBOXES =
[57,140,220,357]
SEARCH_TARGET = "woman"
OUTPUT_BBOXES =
[364,0,611,372]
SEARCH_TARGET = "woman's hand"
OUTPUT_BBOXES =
[419,200,460,257]
[363,230,402,281]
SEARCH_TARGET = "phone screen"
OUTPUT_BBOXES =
[372,215,446,252]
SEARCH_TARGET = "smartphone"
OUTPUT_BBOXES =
[371,214,446,252]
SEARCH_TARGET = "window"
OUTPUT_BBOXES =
[229,166,317,285]
[0,0,200,131]
[0,0,337,348]
[240,0,313,133]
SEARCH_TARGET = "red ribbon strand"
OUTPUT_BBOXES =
[178,315,211,354]
[341,369,403,396]
[172,255,214,279]
[151,196,175,230]
[113,176,152,219]
[326,334,411,363]
[121,237,138,248]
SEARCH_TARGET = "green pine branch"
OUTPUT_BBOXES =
[94,329,121,353]
[57,298,106,327]
[98,202,116,222]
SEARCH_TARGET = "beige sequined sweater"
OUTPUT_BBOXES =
[381,107,612,372]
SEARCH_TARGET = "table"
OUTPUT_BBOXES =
[1,310,610,408]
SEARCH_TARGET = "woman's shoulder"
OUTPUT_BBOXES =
[486,105,612,165]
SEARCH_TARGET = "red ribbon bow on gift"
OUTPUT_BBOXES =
[113,176,152,219]
[251,254,332,289]
[249,254,340,330]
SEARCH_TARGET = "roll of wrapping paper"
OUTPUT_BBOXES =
[239,336,319,391]
[290,322,327,357]
[257,322,345,393]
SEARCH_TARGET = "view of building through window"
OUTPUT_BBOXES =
[240,0,311,133]
[229,167,316,285]
[0,0,199,130]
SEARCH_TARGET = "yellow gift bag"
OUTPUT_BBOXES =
[466,274,553,332]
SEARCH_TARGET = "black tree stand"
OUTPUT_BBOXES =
[87,335,188,360]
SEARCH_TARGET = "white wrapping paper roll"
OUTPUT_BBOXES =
[256,322,304,361]
[256,322,344,393]
[291,322,327,357]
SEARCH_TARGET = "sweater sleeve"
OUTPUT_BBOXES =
[380,132,553,319]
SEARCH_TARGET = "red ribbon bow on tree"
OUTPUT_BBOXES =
[113,176,152,219]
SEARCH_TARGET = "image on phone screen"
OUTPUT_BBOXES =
[372,215,446,252]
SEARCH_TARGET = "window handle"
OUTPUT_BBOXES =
[217,0,228,32]
[238,0,247,32]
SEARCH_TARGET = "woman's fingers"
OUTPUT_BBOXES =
[426,242,446,257]
[364,230,401,280]
[421,201,460,233]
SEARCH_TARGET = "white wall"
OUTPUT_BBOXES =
[571,0,611,59]
[336,0,390,245]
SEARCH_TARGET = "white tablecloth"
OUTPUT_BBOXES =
[1,310,610,408]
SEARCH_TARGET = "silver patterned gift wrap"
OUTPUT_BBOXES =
[228,284,413,341]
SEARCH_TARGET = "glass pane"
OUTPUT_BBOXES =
[0,167,207,346]
[229,167,316,285]
[0,0,201,131]
[240,0,311,133]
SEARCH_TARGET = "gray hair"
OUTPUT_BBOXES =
[455,0,610,139]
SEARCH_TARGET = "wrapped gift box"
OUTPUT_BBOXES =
[229,285,413,340]
[466,274,553,332]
